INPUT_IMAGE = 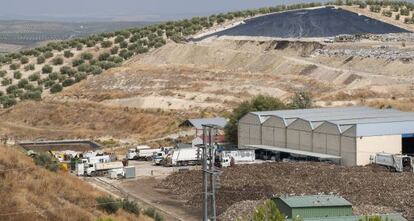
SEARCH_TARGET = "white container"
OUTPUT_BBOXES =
[76,163,84,176]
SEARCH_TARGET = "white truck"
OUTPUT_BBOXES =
[164,147,201,166]
[127,146,160,161]
[86,161,124,176]
[219,149,255,164]
[372,153,414,172]
[153,151,166,165]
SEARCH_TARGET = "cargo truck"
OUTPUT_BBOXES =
[126,146,160,161]
[372,153,413,172]
[164,147,200,166]
[86,161,124,176]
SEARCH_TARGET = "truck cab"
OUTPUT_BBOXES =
[127,148,138,160]
[153,152,166,165]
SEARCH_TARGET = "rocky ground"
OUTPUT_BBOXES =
[159,162,414,220]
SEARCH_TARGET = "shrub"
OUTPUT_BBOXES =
[96,196,120,214]
[101,40,113,48]
[0,70,6,77]
[76,43,83,51]
[81,52,93,60]
[60,66,76,76]
[143,208,164,221]
[24,64,35,71]
[114,36,125,44]
[62,78,75,87]
[91,66,103,75]
[44,79,56,88]
[13,71,22,79]
[20,56,29,64]
[400,8,410,16]
[288,91,312,109]
[52,57,64,65]
[0,95,17,108]
[44,51,54,59]
[28,73,41,82]
[48,72,60,81]
[98,61,118,70]
[74,72,87,82]
[50,83,63,93]
[98,52,110,61]
[110,46,119,54]
[37,55,46,64]
[6,85,18,94]
[20,90,42,101]
[77,63,92,73]
[382,10,392,17]
[9,63,20,70]
[121,199,140,216]
[395,13,400,20]
[42,65,53,74]
[72,59,84,67]
[251,200,285,221]
[32,153,59,172]
[1,78,12,86]
[370,5,381,13]
[17,79,29,88]
[108,56,123,64]
[64,50,74,58]
[119,41,128,48]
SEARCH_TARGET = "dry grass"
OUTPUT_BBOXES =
[0,100,187,141]
[0,145,151,221]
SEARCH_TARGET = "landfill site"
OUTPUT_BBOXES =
[3,3,414,221]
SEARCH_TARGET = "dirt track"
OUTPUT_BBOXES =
[159,162,414,220]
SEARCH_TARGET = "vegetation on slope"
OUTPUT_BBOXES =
[0,145,152,221]
[0,0,413,108]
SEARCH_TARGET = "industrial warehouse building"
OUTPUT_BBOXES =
[238,106,414,166]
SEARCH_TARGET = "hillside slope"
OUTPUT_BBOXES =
[0,145,150,221]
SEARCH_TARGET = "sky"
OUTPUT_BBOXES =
[0,0,329,22]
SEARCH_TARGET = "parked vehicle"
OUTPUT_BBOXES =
[153,151,166,165]
[127,145,160,161]
[164,147,201,166]
[371,153,413,172]
[219,149,255,163]
[86,161,124,176]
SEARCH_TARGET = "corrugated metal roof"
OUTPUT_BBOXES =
[247,106,414,136]
[276,195,352,207]
[181,117,228,129]
[246,145,342,159]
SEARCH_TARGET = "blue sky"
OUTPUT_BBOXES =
[0,0,329,21]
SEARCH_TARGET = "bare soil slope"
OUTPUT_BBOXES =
[0,145,150,221]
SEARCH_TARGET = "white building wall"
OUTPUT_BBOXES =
[356,135,402,166]
[313,132,327,154]
[262,126,274,146]
[261,116,287,147]
[287,119,312,151]
[341,136,357,166]
[238,113,263,147]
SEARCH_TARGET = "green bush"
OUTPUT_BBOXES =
[24,64,35,71]
[96,196,120,214]
[48,72,60,80]
[6,85,18,94]
[251,200,285,221]
[0,95,17,108]
[98,52,110,61]
[20,90,41,101]
[395,13,400,20]
[143,208,164,221]
[64,50,74,58]
[0,70,6,77]
[77,63,92,73]
[44,79,56,88]
[108,56,123,64]
[101,40,113,48]
[76,43,83,51]
[17,79,29,88]
[98,61,118,70]
[121,199,140,216]
[60,66,76,76]
[50,83,63,93]
[62,78,75,87]
[28,73,41,82]
[288,91,312,109]
[91,66,103,75]
[110,46,119,55]
[37,55,46,64]
[9,63,20,70]
[13,71,22,79]
[114,36,125,44]
[72,59,84,67]
[1,78,12,86]
[20,56,29,64]
[81,52,93,60]
[52,57,64,65]
[119,41,128,49]
[74,72,87,82]
[42,65,53,74]
[32,153,59,172]
[44,51,54,59]
[400,8,410,16]
[382,10,392,17]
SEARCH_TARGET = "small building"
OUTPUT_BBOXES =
[273,195,352,219]
[180,117,228,136]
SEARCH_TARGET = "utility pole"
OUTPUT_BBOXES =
[201,124,220,221]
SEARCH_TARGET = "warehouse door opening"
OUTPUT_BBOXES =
[402,134,414,155]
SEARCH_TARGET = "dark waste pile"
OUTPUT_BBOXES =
[159,162,414,220]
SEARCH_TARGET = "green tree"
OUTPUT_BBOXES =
[42,65,53,74]
[252,200,285,221]
[101,40,113,48]
[225,95,287,144]
[9,63,20,70]
[44,51,54,59]
[96,196,120,214]
[64,50,74,58]
[20,56,29,64]
[0,70,6,77]
[62,78,75,87]
[50,83,63,93]
[1,78,12,86]
[0,95,17,108]
[288,91,312,109]
[17,79,29,88]
[13,71,22,79]
[110,46,119,55]
[28,73,41,82]
[37,55,46,64]
[81,52,93,60]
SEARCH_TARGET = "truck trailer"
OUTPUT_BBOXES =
[86,161,124,176]
[127,146,160,161]
[164,147,200,166]
[372,153,413,172]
